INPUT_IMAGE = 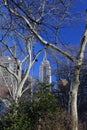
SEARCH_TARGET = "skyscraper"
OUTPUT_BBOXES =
[39,50,51,84]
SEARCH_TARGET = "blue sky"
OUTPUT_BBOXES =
[59,0,87,45]
[33,0,87,80]
[0,0,87,82]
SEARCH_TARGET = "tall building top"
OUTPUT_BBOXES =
[39,50,51,84]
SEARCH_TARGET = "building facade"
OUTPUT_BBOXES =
[39,51,51,84]
[0,56,17,86]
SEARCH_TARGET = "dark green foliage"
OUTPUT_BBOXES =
[0,83,71,130]
[33,82,57,113]
[2,100,38,130]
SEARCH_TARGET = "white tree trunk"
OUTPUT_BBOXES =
[16,84,23,99]
[69,66,80,130]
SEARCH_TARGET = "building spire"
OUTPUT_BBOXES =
[43,49,47,61]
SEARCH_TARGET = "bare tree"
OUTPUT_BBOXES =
[0,39,43,102]
[0,0,87,130]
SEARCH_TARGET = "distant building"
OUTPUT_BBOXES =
[0,56,18,102]
[22,76,37,101]
[0,56,18,113]
[0,56,17,86]
[39,50,51,84]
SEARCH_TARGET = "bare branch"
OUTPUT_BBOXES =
[36,0,46,22]
[0,64,19,80]
[31,48,45,65]
[77,24,87,65]
[21,55,29,64]
[21,85,30,95]
[3,0,74,62]
[0,40,17,60]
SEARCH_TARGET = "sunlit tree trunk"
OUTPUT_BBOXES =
[69,65,80,130]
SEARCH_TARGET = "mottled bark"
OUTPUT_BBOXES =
[69,66,80,130]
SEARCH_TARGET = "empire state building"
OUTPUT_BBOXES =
[39,51,51,84]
